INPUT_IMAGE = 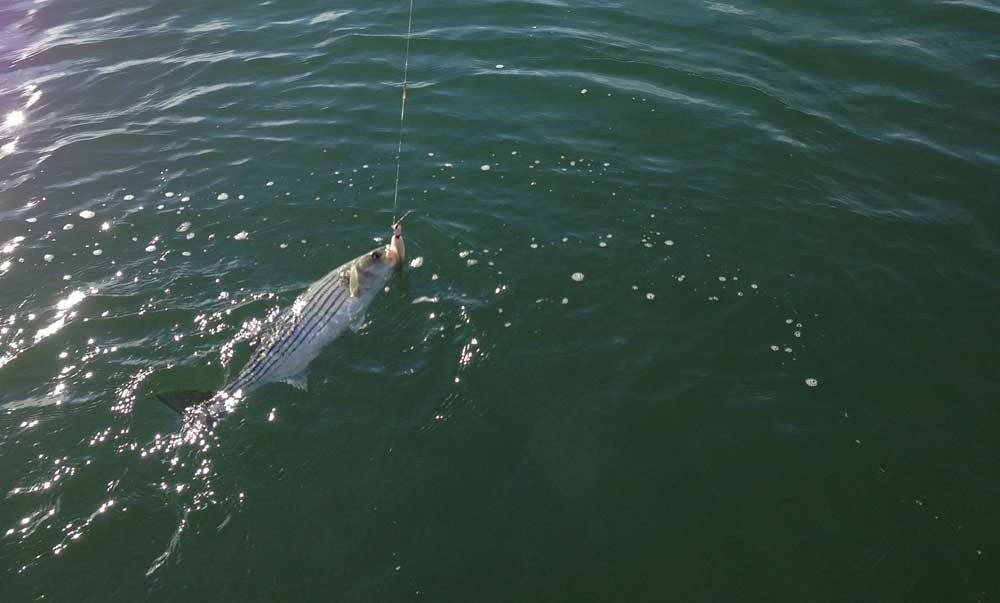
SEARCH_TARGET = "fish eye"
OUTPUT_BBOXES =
[371,251,381,259]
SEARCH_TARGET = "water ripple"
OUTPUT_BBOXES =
[0,0,996,599]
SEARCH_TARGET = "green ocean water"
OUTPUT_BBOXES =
[1,0,998,600]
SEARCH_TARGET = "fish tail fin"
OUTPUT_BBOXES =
[155,390,215,414]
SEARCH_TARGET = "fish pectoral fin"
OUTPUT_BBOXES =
[284,370,309,392]
[349,264,360,297]
[156,390,215,415]
[347,297,366,331]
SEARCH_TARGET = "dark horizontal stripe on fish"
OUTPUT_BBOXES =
[228,309,309,392]
[225,270,347,393]
[228,280,350,393]
[236,287,348,389]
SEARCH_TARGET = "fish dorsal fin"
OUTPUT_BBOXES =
[349,263,360,297]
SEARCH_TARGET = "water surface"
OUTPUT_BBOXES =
[1,0,998,600]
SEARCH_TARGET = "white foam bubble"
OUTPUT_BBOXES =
[646,292,655,300]
[78,210,95,219]
[409,256,424,269]
[217,193,229,201]
[571,272,584,282]
[123,194,135,201]
[480,164,491,171]
[805,378,818,387]
[62,224,74,231]
[234,231,249,241]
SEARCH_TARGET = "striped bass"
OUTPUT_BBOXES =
[157,223,406,420]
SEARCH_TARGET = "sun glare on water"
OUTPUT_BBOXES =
[5,111,25,128]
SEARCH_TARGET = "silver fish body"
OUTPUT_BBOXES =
[191,242,402,418]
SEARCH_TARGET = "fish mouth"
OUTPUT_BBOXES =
[383,244,402,267]
[388,234,405,265]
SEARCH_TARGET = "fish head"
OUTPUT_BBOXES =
[352,245,399,286]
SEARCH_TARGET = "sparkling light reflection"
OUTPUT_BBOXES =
[5,110,25,128]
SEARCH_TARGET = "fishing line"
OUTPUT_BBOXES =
[391,0,415,225]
